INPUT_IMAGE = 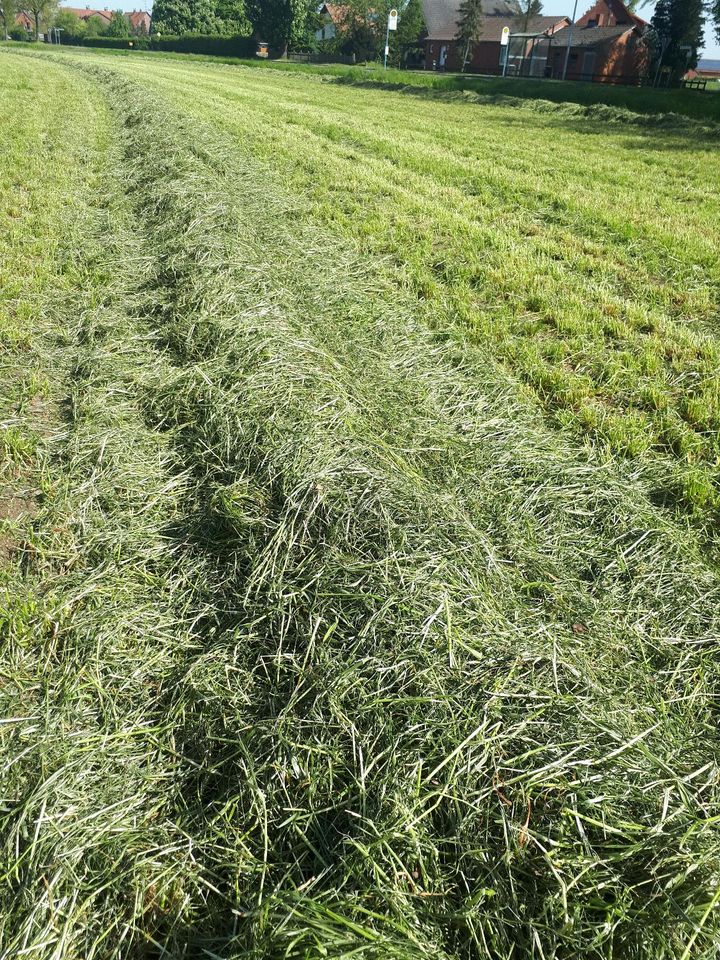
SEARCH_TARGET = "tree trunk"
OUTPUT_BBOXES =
[34,10,40,40]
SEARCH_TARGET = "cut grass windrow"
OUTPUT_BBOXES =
[1,49,720,959]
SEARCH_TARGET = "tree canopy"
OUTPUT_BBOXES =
[455,0,483,71]
[518,0,542,31]
[245,0,317,53]
[0,0,16,40]
[152,0,249,36]
[651,0,705,79]
[23,0,56,38]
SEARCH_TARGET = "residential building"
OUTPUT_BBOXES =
[547,0,649,83]
[316,3,350,41]
[422,0,568,75]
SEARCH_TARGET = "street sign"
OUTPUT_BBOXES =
[501,26,510,46]
[388,8,398,30]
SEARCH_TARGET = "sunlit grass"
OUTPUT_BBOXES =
[1,48,720,960]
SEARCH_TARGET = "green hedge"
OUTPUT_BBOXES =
[150,33,256,56]
[59,33,256,56]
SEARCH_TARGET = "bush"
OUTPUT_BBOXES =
[57,32,255,56]
[9,27,32,41]
[81,35,150,49]
[148,33,255,57]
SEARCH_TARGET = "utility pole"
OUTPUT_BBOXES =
[561,0,579,81]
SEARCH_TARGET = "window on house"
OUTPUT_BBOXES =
[586,18,597,27]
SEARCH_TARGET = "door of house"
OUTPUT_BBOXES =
[581,51,596,81]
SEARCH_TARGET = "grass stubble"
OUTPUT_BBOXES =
[1,49,720,959]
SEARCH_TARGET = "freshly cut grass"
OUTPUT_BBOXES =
[90,54,720,528]
[1,48,719,960]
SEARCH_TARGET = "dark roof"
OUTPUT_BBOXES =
[423,0,567,42]
[550,23,635,48]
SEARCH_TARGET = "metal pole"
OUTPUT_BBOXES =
[384,18,390,69]
[653,36,668,87]
[561,0,579,81]
[502,37,509,77]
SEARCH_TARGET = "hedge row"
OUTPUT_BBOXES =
[59,33,258,56]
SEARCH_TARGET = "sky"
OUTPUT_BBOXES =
[65,0,720,60]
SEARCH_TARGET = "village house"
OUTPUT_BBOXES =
[547,0,649,82]
[126,9,151,33]
[13,9,33,31]
[421,0,650,84]
[316,3,350,41]
[422,0,569,75]
[16,5,152,35]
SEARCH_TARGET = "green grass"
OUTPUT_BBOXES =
[5,38,720,123]
[1,46,720,959]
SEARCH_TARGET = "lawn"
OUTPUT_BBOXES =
[1,46,719,960]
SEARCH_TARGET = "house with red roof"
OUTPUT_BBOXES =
[422,0,569,75]
[547,0,649,83]
[316,4,351,41]
[421,0,650,83]
[126,9,151,33]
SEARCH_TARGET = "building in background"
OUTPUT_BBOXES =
[421,0,650,83]
[126,9,151,33]
[422,0,568,75]
[316,4,350,41]
[548,0,649,83]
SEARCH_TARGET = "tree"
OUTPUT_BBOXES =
[246,0,316,55]
[85,12,109,35]
[651,0,705,82]
[107,9,130,35]
[518,0,542,32]
[23,0,56,39]
[455,0,483,72]
[214,0,250,35]
[0,0,16,41]
[53,7,86,37]
[710,0,720,44]
[152,0,219,34]
[391,0,424,65]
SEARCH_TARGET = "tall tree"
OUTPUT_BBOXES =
[246,0,315,55]
[107,9,131,36]
[391,0,424,64]
[0,0,15,41]
[710,0,720,44]
[85,13,109,35]
[53,8,86,37]
[455,0,483,72]
[152,0,219,34]
[214,0,249,35]
[23,0,56,38]
[651,0,705,81]
[518,0,542,32]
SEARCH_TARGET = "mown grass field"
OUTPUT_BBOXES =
[1,46,719,959]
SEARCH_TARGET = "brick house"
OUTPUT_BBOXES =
[547,0,650,83]
[422,0,569,75]
[126,9,151,33]
[54,6,152,33]
[422,0,649,83]
[316,3,349,41]
[14,10,34,31]
[61,5,114,26]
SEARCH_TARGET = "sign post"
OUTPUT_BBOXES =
[385,8,398,69]
[501,26,510,77]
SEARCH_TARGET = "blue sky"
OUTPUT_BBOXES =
[541,0,720,59]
